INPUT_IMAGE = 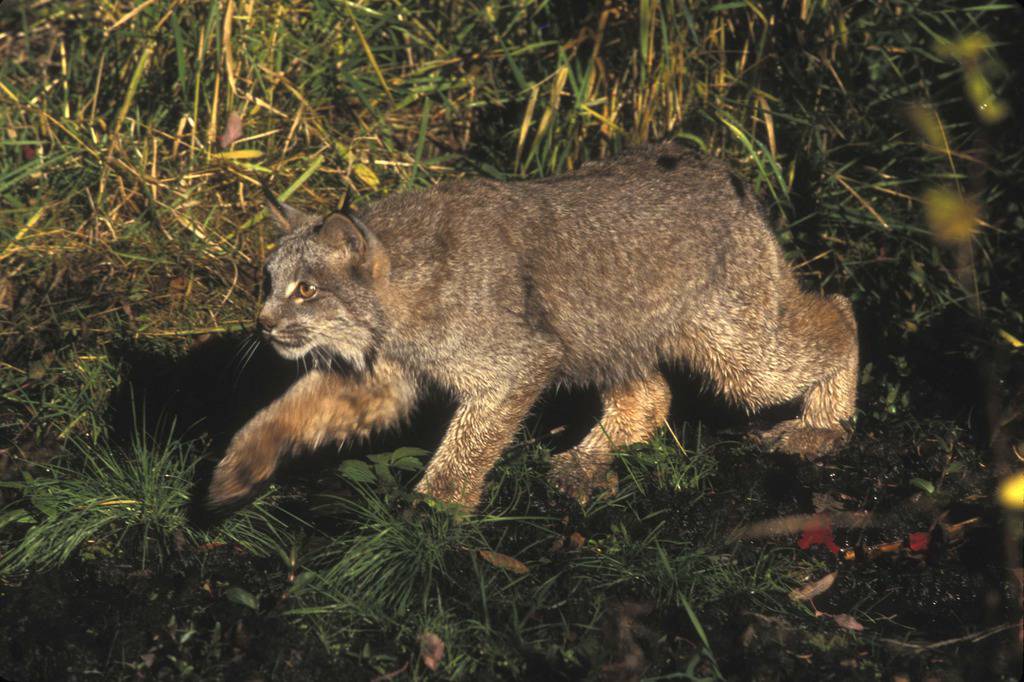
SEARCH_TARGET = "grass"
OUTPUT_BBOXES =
[285,442,759,679]
[0,424,295,574]
[1,0,1022,679]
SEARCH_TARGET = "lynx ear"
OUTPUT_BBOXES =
[317,212,389,280]
[260,179,311,233]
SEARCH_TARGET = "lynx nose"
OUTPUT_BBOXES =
[257,313,277,334]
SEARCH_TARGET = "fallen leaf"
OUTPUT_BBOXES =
[353,162,380,189]
[419,631,445,671]
[478,550,529,574]
[789,571,837,602]
[568,531,586,550]
[218,111,243,148]
[833,613,865,631]
[907,531,930,552]
[797,514,840,554]
[210,149,263,160]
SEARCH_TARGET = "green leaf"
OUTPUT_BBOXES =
[910,478,936,494]
[286,570,319,596]
[29,493,61,520]
[224,586,259,611]
[366,448,429,472]
[391,447,430,460]
[339,460,376,484]
[392,457,425,472]
[944,461,965,475]
[0,508,34,531]
[373,463,395,486]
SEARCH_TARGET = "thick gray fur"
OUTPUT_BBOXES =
[207,142,858,510]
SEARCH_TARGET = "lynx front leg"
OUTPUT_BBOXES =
[415,382,545,511]
[207,364,416,509]
[549,373,671,504]
[758,294,859,457]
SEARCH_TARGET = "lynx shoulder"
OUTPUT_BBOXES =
[207,143,858,511]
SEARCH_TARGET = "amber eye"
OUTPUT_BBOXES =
[295,282,318,300]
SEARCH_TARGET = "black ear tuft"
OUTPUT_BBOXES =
[340,189,357,216]
[260,179,311,233]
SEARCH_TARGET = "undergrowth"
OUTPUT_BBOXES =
[0,0,1021,679]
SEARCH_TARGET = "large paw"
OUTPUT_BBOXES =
[414,474,482,515]
[206,453,273,510]
[756,420,848,458]
[548,450,618,505]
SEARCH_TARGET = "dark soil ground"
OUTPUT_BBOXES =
[1,323,1020,680]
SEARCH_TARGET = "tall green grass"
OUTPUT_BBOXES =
[0,421,297,576]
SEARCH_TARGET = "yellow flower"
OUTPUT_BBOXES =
[934,32,993,62]
[997,472,1024,510]
[907,104,945,149]
[923,187,979,245]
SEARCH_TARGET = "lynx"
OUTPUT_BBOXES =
[206,143,858,511]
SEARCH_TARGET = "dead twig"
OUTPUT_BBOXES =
[878,622,1019,652]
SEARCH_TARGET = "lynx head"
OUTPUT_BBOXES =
[256,184,389,372]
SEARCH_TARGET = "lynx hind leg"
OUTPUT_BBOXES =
[549,372,671,503]
[760,293,858,457]
[207,366,415,509]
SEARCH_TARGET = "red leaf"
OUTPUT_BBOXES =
[797,514,840,554]
[218,112,244,148]
[479,550,529,574]
[908,531,930,552]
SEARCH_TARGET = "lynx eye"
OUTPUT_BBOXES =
[294,282,318,300]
